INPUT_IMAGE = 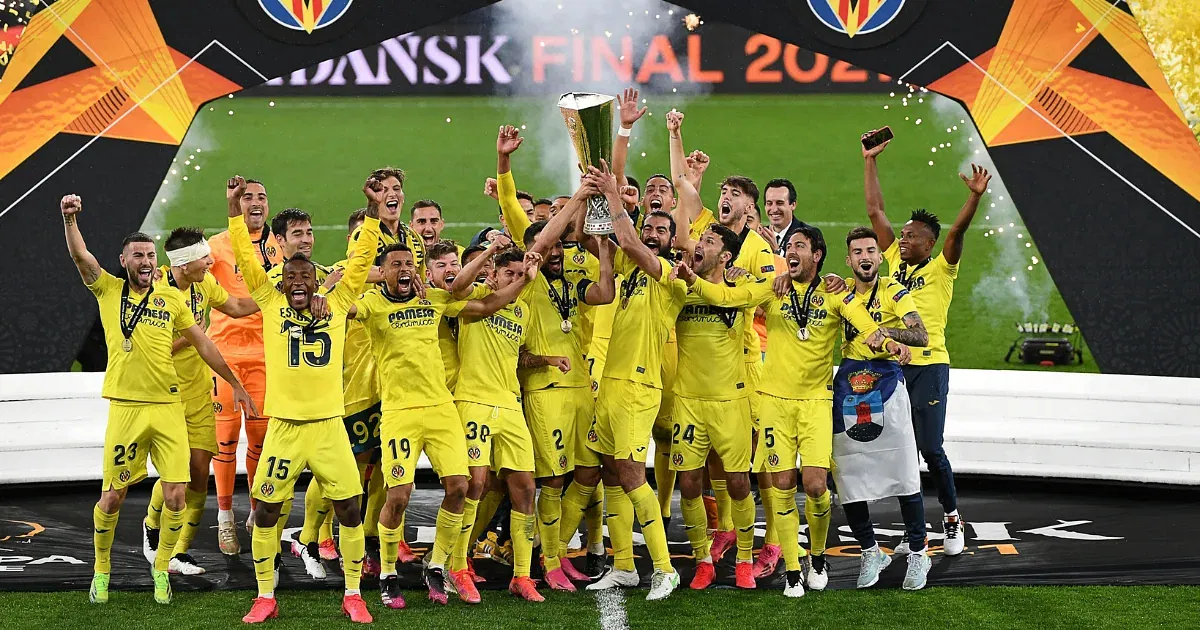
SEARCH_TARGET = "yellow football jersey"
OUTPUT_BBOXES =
[604,251,688,389]
[438,283,490,393]
[883,241,957,365]
[841,275,918,362]
[347,220,426,276]
[267,260,333,288]
[155,268,231,401]
[690,207,715,243]
[519,272,595,391]
[87,270,193,403]
[563,242,600,351]
[673,295,747,401]
[734,228,779,363]
[353,287,468,410]
[455,298,530,411]
[232,214,378,421]
[691,276,878,400]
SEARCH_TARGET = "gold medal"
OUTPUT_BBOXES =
[122,338,133,352]
[561,320,573,334]
[289,326,302,339]
[797,327,809,341]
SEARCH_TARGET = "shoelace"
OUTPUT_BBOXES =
[945,519,961,539]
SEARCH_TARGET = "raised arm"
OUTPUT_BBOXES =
[590,163,663,280]
[881,310,928,347]
[338,179,386,299]
[529,184,589,259]
[180,324,258,416]
[226,176,269,293]
[496,125,532,245]
[613,87,647,189]
[862,131,896,252]
[582,235,617,306]
[677,265,774,309]
[459,251,543,318]
[667,110,703,240]
[943,164,991,265]
[61,195,101,284]
[450,234,512,298]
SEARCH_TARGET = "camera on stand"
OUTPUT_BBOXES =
[1004,322,1084,366]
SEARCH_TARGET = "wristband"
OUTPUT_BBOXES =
[617,126,632,137]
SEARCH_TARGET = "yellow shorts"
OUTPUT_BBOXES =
[380,403,467,487]
[103,400,189,491]
[457,401,534,473]
[182,392,217,455]
[744,358,763,427]
[590,378,661,463]
[753,395,832,473]
[670,397,753,473]
[250,417,361,503]
[586,336,610,398]
[524,386,595,477]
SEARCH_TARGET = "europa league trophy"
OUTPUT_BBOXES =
[558,92,616,235]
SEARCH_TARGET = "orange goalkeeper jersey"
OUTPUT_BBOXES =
[206,225,285,354]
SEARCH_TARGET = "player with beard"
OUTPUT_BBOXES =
[514,186,617,591]
[839,226,932,591]
[207,178,283,554]
[410,200,459,255]
[61,195,254,606]
[687,226,904,597]
[231,175,380,624]
[140,228,259,577]
[864,136,991,556]
[579,162,687,602]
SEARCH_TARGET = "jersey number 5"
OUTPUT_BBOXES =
[288,330,332,367]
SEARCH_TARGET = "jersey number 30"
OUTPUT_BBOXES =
[288,330,332,367]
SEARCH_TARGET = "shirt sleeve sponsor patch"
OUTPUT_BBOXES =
[843,294,855,304]
[893,288,910,302]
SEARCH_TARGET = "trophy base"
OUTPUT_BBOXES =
[584,220,615,236]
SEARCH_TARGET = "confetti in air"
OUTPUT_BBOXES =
[684,13,701,31]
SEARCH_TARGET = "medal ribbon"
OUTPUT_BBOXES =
[546,277,573,327]
[254,225,275,272]
[620,268,642,308]
[843,281,880,342]
[896,257,931,289]
[120,282,154,345]
[167,272,200,324]
[787,278,819,336]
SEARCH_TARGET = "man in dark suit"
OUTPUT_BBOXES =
[760,178,808,256]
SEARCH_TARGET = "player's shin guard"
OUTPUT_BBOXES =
[557,481,595,551]
[653,440,675,520]
[379,522,403,576]
[773,486,803,572]
[251,521,277,596]
[732,495,756,563]
[340,524,366,592]
[605,485,636,572]
[452,498,479,572]
[93,504,119,574]
[761,486,779,547]
[805,490,832,557]
[511,511,536,578]
[175,488,207,555]
[585,485,605,550]
[680,496,711,561]
[430,508,461,569]
[537,486,563,571]
[301,481,331,546]
[155,506,185,572]
[363,465,385,538]
[629,484,672,573]
[471,490,504,542]
[146,480,165,529]
[712,479,733,532]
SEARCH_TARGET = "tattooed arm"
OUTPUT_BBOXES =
[518,348,570,373]
[881,310,929,347]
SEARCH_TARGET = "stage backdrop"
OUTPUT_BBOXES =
[0,0,1197,376]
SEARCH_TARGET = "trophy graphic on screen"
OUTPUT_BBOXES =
[558,92,616,235]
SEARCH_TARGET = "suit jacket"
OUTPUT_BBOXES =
[772,216,809,255]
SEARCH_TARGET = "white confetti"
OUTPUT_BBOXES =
[928,160,934,166]
[1027,266,1033,271]
[269,101,275,107]
[641,152,647,157]
[446,117,452,123]
[228,110,234,115]
[1010,277,1016,282]
[884,105,889,109]
[171,169,177,174]
[931,147,937,152]
[915,118,922,124]
[1026,242,1032,248]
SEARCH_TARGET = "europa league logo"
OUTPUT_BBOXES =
[558,92,616,235]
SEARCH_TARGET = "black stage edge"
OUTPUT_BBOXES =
[2,475,1198,592]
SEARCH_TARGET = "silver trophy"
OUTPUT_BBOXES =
[558,92,616,235]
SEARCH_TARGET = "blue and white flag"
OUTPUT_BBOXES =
[831,359,920,504]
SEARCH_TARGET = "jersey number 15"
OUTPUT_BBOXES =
[288,330,332,368]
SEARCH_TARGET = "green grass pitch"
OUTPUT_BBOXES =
[145,93,1091,372]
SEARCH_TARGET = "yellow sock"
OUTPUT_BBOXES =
[340,523,366,592]
[363,466,384,538]
[431,508,461,569]
[155,505,185,571]
[379,520,403,575]
[774,486,803,572]
[680,495,711,562]
[585,484,604,550]
[762,486,780,547]
[251,519,278,597]
[537,486,563,571]
[471,490,504,542]
[274,496,293,545]
[301,481,330,545]
[557,481,595,552]
[92,504,119,574]
[713,479,733,532]
[511,510,536,578]
[452,498,479,572]
[145,480,164,529]
[732,494,756,563]
[654,439,675,520]
[319,511,335,542]
[605,485,635,571]
[629,483,673,573]
[173,488,207,556]
[805,489,832,557]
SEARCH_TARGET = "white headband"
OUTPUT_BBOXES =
[167,239,211,266]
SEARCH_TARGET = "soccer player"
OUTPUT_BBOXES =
[516,191,617,591]
[229,175,380,624]
[838,226,932,591]
[687,226,904,597]
[349,166,427,276]
[581,162,686,601]
[451,244,548,602]
[207,178,283,554]
[762,178,807,256]
[863,135,991,556]
[61,194,253,606]
[410,200,447,249]
[141,228,260,577]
